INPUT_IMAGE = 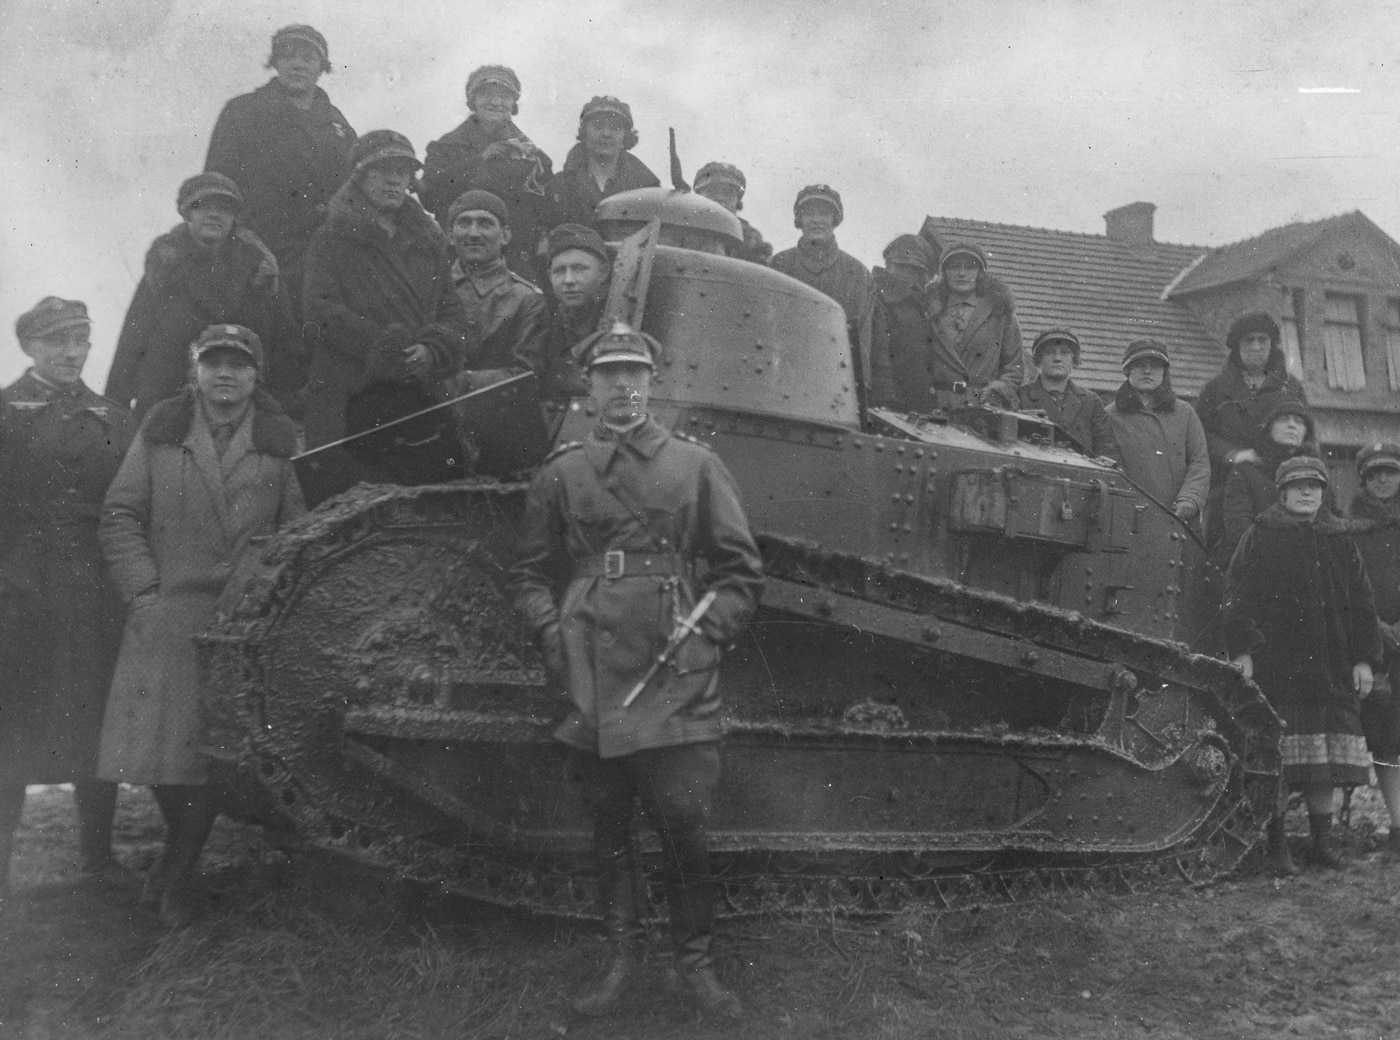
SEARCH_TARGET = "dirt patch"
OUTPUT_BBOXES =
[2,785,1398,1039]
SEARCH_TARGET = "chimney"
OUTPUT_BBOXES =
[1104,202,1156,246]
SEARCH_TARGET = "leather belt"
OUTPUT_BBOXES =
[575,551,687,579]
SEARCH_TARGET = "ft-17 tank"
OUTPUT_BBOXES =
[200,193,1282,918]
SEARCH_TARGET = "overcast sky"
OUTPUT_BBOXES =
[2,0,1398,386]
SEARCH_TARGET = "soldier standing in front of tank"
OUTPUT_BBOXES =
[537,224,613,404]
[1018,329,1121,462]
[1224,456,1380,875]
[511,322,763,1020]
[692,163,772,264]
[204,25,356,320]
[547,97,660,229]
[0,299,135,908]
[772,185,889,408]
[1343,442,1400,861]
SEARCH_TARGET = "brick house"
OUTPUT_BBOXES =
[921,204,1400,500]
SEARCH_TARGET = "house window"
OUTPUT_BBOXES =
[1279,289,1304,378]
[1385,300,1400,392]
[1322,293,1367,391]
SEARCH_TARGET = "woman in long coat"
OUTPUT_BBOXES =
[1223,456,1380,873]
[99,324,304,925]
[0,298,134,901]
[920,242,1024,407]
[420,65,554,282]
[302,130,468,504]
[105,173,300,421]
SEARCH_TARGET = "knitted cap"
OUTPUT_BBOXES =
[1357,441,1400,476]
[547,223,609,264]
[1275,455,1328,489]
[15,297,89,342]
[270,24,330,72]
[793,184,843,227]
[1260,398,1314,438]
[1031,327,1082,361]
[465,64,520,100]
[350,130,420,173]
[581,320,658,369]
[447,190,509,228]
[192,324,264,369]
[1122,338,1171,371]
[177,172,243,214]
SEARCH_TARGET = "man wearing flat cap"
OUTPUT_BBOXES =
[446,190,547,390]
[1018,328,1120,462]
[0,298,135,905]
[694,163,771,265]
[106,173,301,422]
[205,24,357,319]
[538,223,614,405]
[512,321,762,1020]
[422,65,554,282]
[772,185,881,405]
[301,131,469,503]
[547,97,660,230]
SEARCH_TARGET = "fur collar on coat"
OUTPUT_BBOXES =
[142,387,296,457]
[925,272,1016,317]
[1349,489,1400,525]
[1252,500,1348,534]
[1112,377,1178,414]
[323,179,446,249]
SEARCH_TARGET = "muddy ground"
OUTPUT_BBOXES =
[1,784,1398,1040]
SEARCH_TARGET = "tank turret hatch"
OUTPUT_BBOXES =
[595,187,743,254]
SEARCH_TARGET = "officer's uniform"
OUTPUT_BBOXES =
[510,323,762,1013]
[0,298,135,891]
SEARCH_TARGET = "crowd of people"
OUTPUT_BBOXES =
[2,21,1400,1023]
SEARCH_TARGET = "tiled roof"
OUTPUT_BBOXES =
[922,217,1216,396]
[1166,211,1362,298]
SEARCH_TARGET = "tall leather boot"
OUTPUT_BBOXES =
[570,846,645,1016]
[673,933,741,1020]
[1265,815,1299,877]
[1306,813,1346,870]
[75,780,121,876]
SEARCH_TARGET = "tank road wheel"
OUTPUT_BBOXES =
[200,483,599,917]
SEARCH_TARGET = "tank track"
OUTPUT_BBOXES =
[200,483,1282,921]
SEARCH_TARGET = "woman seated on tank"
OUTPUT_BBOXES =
[1216,399,1326,566]
[546,96,659,230]
[97,324,305,927]
[420,66,554,283]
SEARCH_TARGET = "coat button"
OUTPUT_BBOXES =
[598,631,615,645]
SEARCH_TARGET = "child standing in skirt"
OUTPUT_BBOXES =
[1223,456,1381,874]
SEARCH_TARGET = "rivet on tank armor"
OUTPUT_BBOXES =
[1022,651,1040,666]
[921,626,942,642]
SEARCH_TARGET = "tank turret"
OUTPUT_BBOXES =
[595,187,743,255]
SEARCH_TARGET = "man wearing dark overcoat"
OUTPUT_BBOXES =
[511,321,763,1020]
[0,298,135,903]
[1018,328,1120,462]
